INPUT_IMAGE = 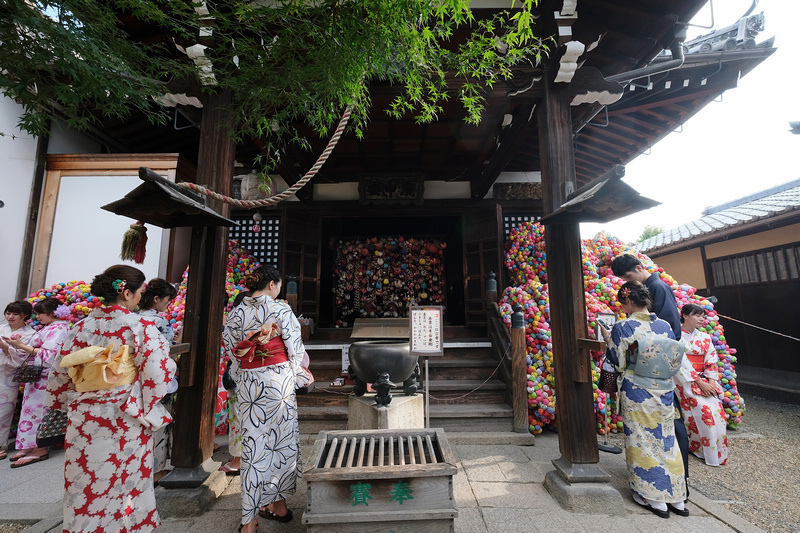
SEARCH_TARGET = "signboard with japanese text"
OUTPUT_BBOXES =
[409,306,444,357]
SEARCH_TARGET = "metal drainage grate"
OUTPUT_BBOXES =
[319,432,443,469]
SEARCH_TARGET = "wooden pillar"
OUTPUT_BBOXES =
[538,78,599,466]
[165,90,234,485]
[510,303,529,433]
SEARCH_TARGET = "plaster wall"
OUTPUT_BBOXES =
[0,95,38,308]
[649,248,707,290]
[48,119,102,154]
[703,224,800,259]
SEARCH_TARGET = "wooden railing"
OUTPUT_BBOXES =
[486,302,528,433]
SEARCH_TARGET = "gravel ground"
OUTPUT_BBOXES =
[688,396,800,533]
[604,394,800,532]
[0,524,26,533]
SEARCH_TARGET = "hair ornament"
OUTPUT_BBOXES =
[112,279,127,293]
[54,304,71,319]
[619,287,631,299]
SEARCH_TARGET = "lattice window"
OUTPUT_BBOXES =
[229,214,281,267]
[709,243,800,287]
[503,214,539,241]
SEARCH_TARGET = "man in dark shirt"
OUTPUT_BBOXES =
[611,254,689,497]
[611,254,681,340]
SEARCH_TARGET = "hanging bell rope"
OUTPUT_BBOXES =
[177,107,352,209]
[120,220,148,264]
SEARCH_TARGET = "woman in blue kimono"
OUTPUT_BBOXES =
[601,281,687,518]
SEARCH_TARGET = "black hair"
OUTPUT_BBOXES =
[140,278,178,310]
[4,300,33,320]
[232,291,252,307]
[33,297,61,316]
[680,303,705,323]
[611,254,643,277]
[241,265,282,293]
[616,281,652,310]
[90,264,146,302]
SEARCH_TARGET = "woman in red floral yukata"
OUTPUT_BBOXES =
[674,303,728,466]
[44,265,176,533]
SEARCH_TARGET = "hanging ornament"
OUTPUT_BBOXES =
[120,220,148,264]
[252,212,262,233]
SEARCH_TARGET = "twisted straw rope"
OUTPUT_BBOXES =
[177,107,352,208]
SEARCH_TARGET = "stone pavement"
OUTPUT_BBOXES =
[0,431,765,533]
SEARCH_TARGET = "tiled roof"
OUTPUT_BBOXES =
[635,178,800,254]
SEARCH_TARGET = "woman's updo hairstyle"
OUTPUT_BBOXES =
[241,265,282,293]
[90,264,146,302]
[33,297,61,316]
[140,278,178,310]
[616,281,652,310]
[680,302,705,323]
[4,300,33,320]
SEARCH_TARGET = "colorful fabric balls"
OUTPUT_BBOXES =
[501,222,745,435]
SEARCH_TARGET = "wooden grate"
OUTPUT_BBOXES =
[318,433,443,469]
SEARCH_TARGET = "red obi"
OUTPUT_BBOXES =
[234,324,289,369]
[686,352,705,372]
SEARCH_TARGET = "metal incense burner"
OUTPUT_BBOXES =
[348,340,420,406]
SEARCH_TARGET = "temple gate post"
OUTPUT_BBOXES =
[537,72,624,513]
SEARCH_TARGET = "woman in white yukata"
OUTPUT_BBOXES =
[674,303,728,466]
[224,265,304,533]
[44,265,177,533]
[602,281,688,519]
[4,297,70,467]
[0,300,35,458]
[138,278,179,484]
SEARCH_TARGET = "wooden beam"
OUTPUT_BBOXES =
[470,104,537,200]
[538,75,599,465]
[170,89,234,473]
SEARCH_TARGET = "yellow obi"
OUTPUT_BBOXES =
[60,345,138,392]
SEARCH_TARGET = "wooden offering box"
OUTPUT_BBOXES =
[303,428,459,533]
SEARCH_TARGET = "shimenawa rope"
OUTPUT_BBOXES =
[176,107,352,208]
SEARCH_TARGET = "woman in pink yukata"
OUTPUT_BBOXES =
[674,303,728,466]
[0,300,35,459]
[44,265,177,533]
[3,297,70,467]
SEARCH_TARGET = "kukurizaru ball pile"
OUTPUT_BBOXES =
[333,236,447,326]
[26,281,99,327]
[500,223,744,435]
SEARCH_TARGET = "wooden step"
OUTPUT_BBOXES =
[298,403,514,434]
[298,379,508,407]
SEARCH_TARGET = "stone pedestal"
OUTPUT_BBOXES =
[347,393,424,430]
[155,459,228,517]
[543,457,625,514]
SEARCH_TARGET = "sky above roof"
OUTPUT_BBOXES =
[580,0,800,244]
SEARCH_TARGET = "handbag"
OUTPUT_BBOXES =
[12,352,44,383]
[36,408,68,448]
[598,368,620,394]
[222,360,236,390]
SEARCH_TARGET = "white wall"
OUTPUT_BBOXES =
[0,95,38,308]
[48,119,102,154]
[46,175,163,288]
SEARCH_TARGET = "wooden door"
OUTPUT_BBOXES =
[463,205,502,328]
[282,209,321,323]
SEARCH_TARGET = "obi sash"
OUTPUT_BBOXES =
[627,335,685,391]
[60,345,137,392]
[686,352,706,372]
[234,324,289,369]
